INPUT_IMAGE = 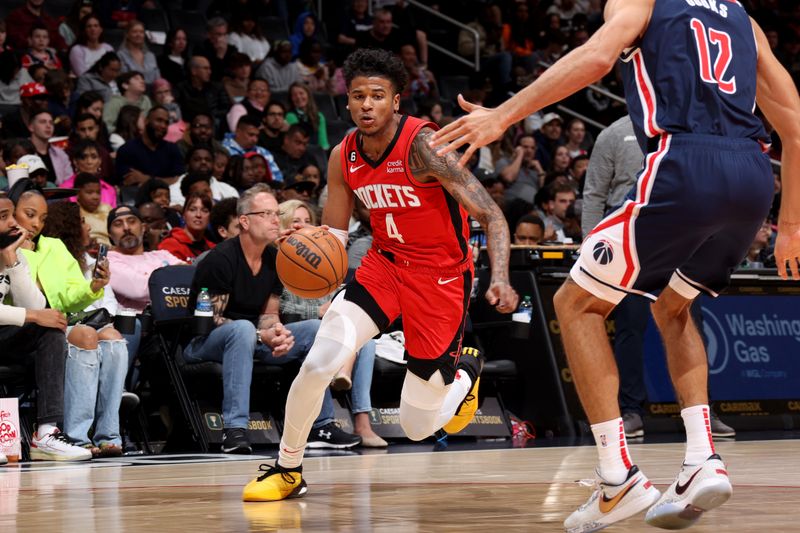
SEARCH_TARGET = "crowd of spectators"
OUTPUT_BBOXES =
[0,0,794,459]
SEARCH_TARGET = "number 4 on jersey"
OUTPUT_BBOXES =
[690,18,736,94]
[385,213,405,243]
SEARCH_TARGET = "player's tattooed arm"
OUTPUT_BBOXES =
[410,129,518,312]
[211,293,232,327]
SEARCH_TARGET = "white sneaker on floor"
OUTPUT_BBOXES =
[645,454,732,530]
[0,452,7,465]
[564,465,661,533]
[30,429,92,462]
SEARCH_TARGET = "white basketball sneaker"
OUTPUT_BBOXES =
[645,454,732,529]
[30,429,92,462]
[564,465,661,533]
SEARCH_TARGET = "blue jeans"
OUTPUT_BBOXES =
[183,319,334,430]
[122,318,142,390]
[351,340,376,414]
[64,339,128,446]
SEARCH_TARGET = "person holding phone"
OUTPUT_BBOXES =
[11,180,128,458]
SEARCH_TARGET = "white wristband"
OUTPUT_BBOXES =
[328,227,348,247]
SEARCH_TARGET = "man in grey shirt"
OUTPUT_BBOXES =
[496,134,546,205]
[581,115,643,237]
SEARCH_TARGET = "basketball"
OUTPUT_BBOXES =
[277,227,348,298]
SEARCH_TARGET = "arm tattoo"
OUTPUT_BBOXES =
[409,129,511,283]
[257,313,279,331]
[211,293,231,327]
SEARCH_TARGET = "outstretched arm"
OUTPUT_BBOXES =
[409,129,518,313]
[753,19,800,280]
[430,0,654,166]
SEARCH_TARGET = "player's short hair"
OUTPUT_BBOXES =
[343,48,407,95]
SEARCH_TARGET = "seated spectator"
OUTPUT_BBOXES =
[223,115,283,181]
[259,100,289,153]
[135,177,182,228]
[75,51,121,102]
[12,184,126,459]
[184,184,361,453]
[741,220,776,269]
[109,105,143,152]
[1,81,49,140]
[73,91,111,148]
[137,201,169,251]
[17,154,56,189]
[227,78,271,133]
[0,194,90,462]
[278,177,315,204]
[399,44,437,102]
[5,0,69,51]
[1,140,37,189]
[296,163,322,201]
[290,12,325,59]
[151,78,185,143]
[294,39,329,94]
[43,69,72,137]
[496,134,545,206]
[115,106,185,186]
[103,71,152,133]
[227,11,270,63]
[550,145,571,173]
[107,205,184,313]
[534,112,564,170]
[157,28,189,87]
[177,112,226,159]
[273,125,317,184]
[28,110,74,185]
[502,2,537,71]
[337,0,372,51]
[197,18,239,83]
[213,148,230,183]
[224,155,259,192]
[180,174,213,203]
[222,52,252,104]
[117,20,160,86]
[0,52,34,107]
[40,200,128,457]
[277,199,385,447]
[458,4,512,105]
[60,139,117,208]
[69,14,115,77]
[475,168,505,212]
[175,56,231,133]
[254,40,300,93]
[544,181,579,242]
[563,118,589,158]
[21,26,63,71]
[513,214,545,246]
[209,197,239,242]
[286,82,329,150]
[355,8,411,57]
[73,173,111,245]
[170,145,239,206]
[568,154,589,192]
[28,64,48,84]
[158,193,215,262]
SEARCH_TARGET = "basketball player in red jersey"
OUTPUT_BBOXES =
[242,48,518,502]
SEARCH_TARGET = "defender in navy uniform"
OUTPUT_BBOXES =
[433,0,800,531]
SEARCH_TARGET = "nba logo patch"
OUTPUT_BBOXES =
[600,434,608,447]
[349,150,357,162]
[592,240,614,265]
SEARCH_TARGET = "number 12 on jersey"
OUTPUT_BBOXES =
[385,213,405,243]
[690,18,737,95]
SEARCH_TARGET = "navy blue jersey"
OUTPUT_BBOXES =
[620,0,768,152]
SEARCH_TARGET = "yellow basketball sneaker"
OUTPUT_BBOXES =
[242,463,308,502]
[442,346,484,434]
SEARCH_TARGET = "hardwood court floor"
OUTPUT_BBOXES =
[2,439,799,532]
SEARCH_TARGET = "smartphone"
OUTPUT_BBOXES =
[93,244,108,278]
[0,231,21,249]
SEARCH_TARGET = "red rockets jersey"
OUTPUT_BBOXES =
[340,115,471,270]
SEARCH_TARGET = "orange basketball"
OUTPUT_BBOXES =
[277,227,348,298]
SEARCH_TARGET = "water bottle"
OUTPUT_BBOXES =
[512,296,533,338]
[194,287,213,335]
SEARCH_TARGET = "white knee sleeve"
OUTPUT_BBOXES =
[400,371,450,441]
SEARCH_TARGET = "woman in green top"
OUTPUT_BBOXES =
[286,81,329,150]
[13,185,127,457]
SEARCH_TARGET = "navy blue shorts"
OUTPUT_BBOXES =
[572,133,773,304]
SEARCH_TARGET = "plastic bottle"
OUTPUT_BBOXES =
[194,288,213,335]
[513,296,533,323]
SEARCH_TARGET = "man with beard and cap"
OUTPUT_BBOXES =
[169,145,239,206]
[106,205,184,313]
[114,106,186,187]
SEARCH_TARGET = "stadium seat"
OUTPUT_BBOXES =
[270,90,289,106]
[327,119,354,148]
[259,16,290,42]
[314,92,338,121]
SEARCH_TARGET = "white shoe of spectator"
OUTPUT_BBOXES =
[0,452,7,465]
[30,429,92,462]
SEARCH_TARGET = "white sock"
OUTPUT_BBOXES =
[681,404,715,465]
[435,369,472,428]
[37,424,57,438]
[591,418,633,485]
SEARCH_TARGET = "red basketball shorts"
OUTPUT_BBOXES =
[343,249,473,384]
